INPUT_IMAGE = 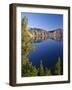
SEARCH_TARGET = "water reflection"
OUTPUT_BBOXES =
[32,36,62,43]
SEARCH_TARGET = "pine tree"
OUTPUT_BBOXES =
[39,61,44,76]
[31,66,38,76]
[45,67,51,76]
[21,17,33,58]
[55,57,61,75]
[21,17,35,77]
[22,57,33,77]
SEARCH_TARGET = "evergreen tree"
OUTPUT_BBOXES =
[21,17,33,58]
[55,57,61,75]
[21,17,35,77]
[31,66,38,76]
[45,67,51,76]
[39,61,44,76]
[22,58,32,77]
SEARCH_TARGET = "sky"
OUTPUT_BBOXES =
[21,12,63,31]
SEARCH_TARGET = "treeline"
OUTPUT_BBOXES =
[21,17,62,77]
[22,57,62,77]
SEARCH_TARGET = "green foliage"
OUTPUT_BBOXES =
[39,61,44,76]
[22,59,32,77]
[21,17,34,57]
[31,66,38,76]
[21,17,33,76]
[22,17,35,56]
[22,60,38,77]
[22,16,28,30]
[21,17,37,77]
[55,57,61,75]
[45,67,51,76]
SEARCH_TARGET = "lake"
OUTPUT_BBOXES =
[29,39,63,69]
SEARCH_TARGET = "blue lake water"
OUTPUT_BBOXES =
[29,39,63,69]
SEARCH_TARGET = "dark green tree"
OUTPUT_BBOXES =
[45,67,51,76]
[21,17,35,77]
[21,17,33,58]
[39,61,44,76]
[22,58,33,77]
[31,66,38,76]
[55,57,61,75]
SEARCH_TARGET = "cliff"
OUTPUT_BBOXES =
[28,28,63,41]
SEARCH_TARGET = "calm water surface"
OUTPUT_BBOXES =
[29,39,63,69]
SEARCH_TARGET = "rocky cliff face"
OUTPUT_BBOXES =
[29,28,63,41]
[48,28,63,40]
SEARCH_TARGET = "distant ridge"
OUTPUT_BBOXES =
[29,27,63,32]
[29,27,48,32]
[49,28,63,32]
